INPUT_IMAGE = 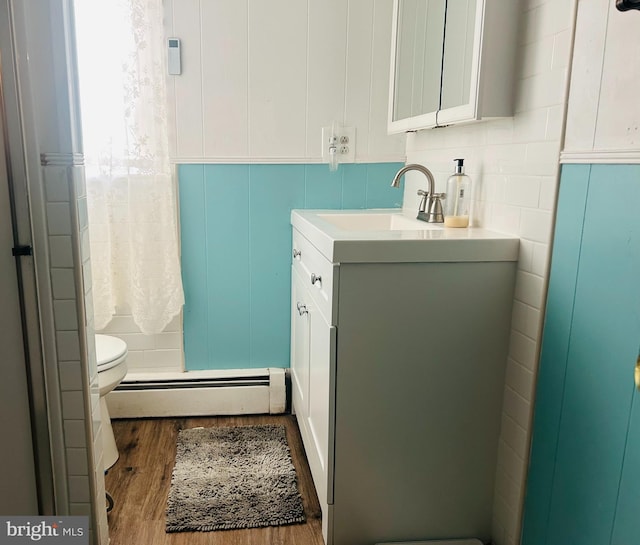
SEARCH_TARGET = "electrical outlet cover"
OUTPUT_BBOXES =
[321,126,356,164]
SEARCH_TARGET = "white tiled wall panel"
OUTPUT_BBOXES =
[166,0,406,162]
[404,2,577,543]
[46,202,72,235]
[43,163,108,545]
[49,236,74,267]
[97,312,183,373]
[14,2,107,541]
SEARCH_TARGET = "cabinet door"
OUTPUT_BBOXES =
[307,304,334,506]
[389,0,517,132]
[291,267,310,417]
[389,0,446,132]
[438,0,480,124]
[291,265,335,509]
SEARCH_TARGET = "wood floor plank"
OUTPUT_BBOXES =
[104,415,323,545]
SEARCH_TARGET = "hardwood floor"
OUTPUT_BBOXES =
[105,415,324,545]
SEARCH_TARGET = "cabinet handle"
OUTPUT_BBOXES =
[311,273,322,286]
[635,353,640,391]
[293,248,301,259]
[296,302,308,316]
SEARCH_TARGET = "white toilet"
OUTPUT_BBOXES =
[95,334,128,470]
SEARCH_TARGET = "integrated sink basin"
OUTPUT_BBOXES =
[291,209,520,264]
[315,211,441,231]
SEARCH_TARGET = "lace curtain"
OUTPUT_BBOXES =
[75,0,184,334]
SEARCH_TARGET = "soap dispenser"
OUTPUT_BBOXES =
[444,158,471,228]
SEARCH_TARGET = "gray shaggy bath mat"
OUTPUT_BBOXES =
[165,425,306,532]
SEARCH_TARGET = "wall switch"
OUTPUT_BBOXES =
[321,126,356,164]
[168,38,181,75]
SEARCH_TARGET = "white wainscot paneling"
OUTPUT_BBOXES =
[305,0,348,158]
[167,0,405,163]
[563,0,609,152]
[368,0,406,159]
[564,0,640,158]
[172,0,204,158]
[248,0,308,158]
[344,0,374,159]
[201,0,248,157]
[593,3,640,151]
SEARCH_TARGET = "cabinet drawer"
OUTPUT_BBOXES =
[292,228,337,324]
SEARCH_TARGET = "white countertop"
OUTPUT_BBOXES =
[291,209,520,263]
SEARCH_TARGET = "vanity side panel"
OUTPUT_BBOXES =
[331,261,516,545]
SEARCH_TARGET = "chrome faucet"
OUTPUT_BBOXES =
[390,164,445,223]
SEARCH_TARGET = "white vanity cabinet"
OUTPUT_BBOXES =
[290,229,336,525]
[388,0,520,133]
[290,210,519,545]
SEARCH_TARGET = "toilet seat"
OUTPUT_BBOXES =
[95,334,128,371]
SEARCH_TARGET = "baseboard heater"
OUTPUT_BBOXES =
[106,368,286,418]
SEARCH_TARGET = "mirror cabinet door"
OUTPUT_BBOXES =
[391,0,446,127]
[389,0,516,133]
[440,0,480,116]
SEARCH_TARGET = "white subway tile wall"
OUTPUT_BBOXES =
[56,331,81,361]
[44,164,108,545]
[68,475,91,504]
[54,300,79,331]
[62,391,85,420]
[66,448,90,476]
[48,236,74,268]
[97,312,183,373]
[51,268,77,299]
[62,419,87,449]
[404,1,576,543]
[58,361,84,391]
[46,202,72,235]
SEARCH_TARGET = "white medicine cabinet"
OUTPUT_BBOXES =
[388,0,520,134]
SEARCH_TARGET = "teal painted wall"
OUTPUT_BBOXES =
[179,162,404,370]
[522,164,640,545]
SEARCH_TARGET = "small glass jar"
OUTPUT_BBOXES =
[444,158,471,228]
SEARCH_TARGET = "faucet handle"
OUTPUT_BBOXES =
[417,190,446,198]
[429,194,445,222]
[417,189,429,213]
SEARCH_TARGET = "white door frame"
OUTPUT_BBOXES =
[0,0,64,515]
[0,57,40,517]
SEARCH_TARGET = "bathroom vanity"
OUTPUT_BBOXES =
[290,209,519,545]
